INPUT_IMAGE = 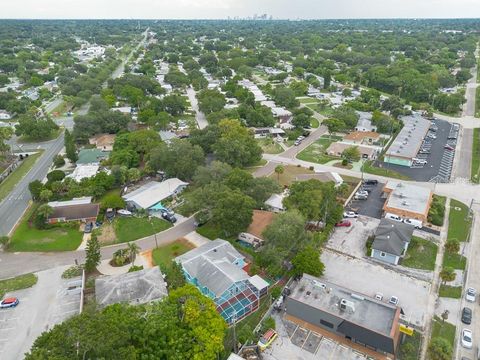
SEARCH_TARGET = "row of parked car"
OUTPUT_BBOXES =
[353,179,378,200]
[461,287,478,352]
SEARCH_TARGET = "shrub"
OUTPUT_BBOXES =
[428,195,446,226]
[53,155,65,168]
[62,265,83,279]
[47,170,66,182]
[270,286,282,300]
[260,316,276,333]
[128,265,144,273]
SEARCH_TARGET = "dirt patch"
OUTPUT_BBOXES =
[96,223,116,245]
[141,249,154,268]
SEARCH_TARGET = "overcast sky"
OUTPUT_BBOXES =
[2,0,480,19]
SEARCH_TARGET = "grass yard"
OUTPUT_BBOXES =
[431,316,456,348]
[297,135,342,164]
[448,199,471,242]
[439,285,462,298]
[362,161,411,180]
[442,251,466,270]
[196,222,236,241]
[309,104,335,117]
[268,164,315,187]
[471,128,480,183]
[310,118,320,128]
[402,237,438,271]
[398,331,422,360]
[298,97,319,105]
[257,138,283,154]
[152,239,195,269]
[9,206,83,252]
[114,216,172,244]
[0,151,43,202]
[0,273,38,298]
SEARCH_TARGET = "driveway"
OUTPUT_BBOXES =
[321,249,431,328]
[0,266,81,359]
[347,182,386,219]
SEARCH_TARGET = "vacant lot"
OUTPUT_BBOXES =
[0,273,37,298]
[448,199,471,242]
[431,316,456,348]
[268,164,315,187]
[297,136,341,164]
[402,237,438,271]
[257,138,283,154]
[152,239,195,269]
[9,207,82,252]
[114,216,172,244]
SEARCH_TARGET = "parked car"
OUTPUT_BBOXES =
[335,220,351,227]
[466,287,476,302]
[462,307,473,325]
[258,329,278,351]
[412,158,427,165]
[294,140,301,146]
[343,211,359,218]
[84,222,93,233]
[363,179,378,185]
[356,190,369,197]
[403,218,423,229]
[0,297,19,308]
[161,212,177,223]
[444,144,455,151]
[354,193,368,200]
[385,213,403,222]
[462,329,473,349]
[388,296,399,306]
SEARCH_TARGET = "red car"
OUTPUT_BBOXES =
[335,220,351,227]
[0,297,19,308]
[444,144,454,151]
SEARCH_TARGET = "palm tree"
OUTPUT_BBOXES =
[440,267,456,285]
[127,242,141,264]
[274,165,284,183]
[37,204,53,220]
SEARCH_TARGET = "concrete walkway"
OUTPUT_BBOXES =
[97,253,149,275]
[184,231,210,247]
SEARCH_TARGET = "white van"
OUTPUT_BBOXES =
[385,213,403,222]
[403,218,423,229]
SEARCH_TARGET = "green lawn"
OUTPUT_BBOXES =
[362,161,411,180]
[152,239,195,269]
[298,97,319,104]
[442,251,466,270]
[402,237,438,271]
[0,273,38,298]
[431,316,456,348]
[309,105,335,117]
[310,118,320,128]
[114,216,172,244]
[448,199,471,242]
[297,136,342,164]
[439,285,462,298]
[471,128,480,183]
[398,331,422,360]
[9,206,83,252]
[196,222,223,240]
[257,138,283,154]
[0,151,43,202]
[268,164,315,187]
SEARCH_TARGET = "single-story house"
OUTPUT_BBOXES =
[67,164,100,182]
[251,127,285,139]
[370,218,414,265]
[355,111,377,132]
[89,134,116,151]
[159,130,178,143]
[95,267,168,307]
[295,172,344,187]
[238,210,276,249]
[326,142,380,160]
[111,106,132,115]
[264,193,285,213]
[382,181,433,223]
[343,131,380,146]
[47,197,99,224]
[176,239,267,324]
[76,149,110,165]
[123,179,188,211]
[0,110,12,120]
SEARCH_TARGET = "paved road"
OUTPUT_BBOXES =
[463,66,478,117]
[186,86,208,129]
[455,127,473,180]
[0,216,195,279]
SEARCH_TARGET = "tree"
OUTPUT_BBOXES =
[197,89,226,114]
[292,246,325,277]
[323,118,345,138]
[15,115,59,140]
[84,234,101,272]
[445,239,460,254]
[212,190,255,237]
[439,267,456,284]
[428,337,452,360]
[0,127,13,158]
[193,161,232,187]
[64,129,78,163]
[262,210,309,253]
[34,204,53,229]
[39,189,53,202]
[127,242,140,265]
[162,262,186,289]
[274,165,284,182]
[46,170,66,182]
[127,168,141,183]
[28,180,44,200]
[272,86,299,108]
[440,310,449,323]
[341,146,361,163]
[53,154,65,168]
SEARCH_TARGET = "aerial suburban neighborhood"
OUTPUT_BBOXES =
[0,3,479,360]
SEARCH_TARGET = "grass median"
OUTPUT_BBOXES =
[114,216,172,244]
[471,128,480,183]
[448,199,471,242]
[0,151,43,202]
[0,273,38,298]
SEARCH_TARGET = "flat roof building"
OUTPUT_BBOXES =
[383,181,433,222]
[285,274,401,358]
[123,179,188,210]
[384,114,430,167]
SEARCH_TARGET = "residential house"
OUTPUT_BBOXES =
[67,164,100,182]
[89,134,116,151]
[47,197,99,224]
[285,274,401,359]
[355,111,377,132]
[343,131,381,146]
[295,172,344,187]
[326,142,380,160]
[176,239,267,324]
[123,178,188,211]
[370,219,414,265]
[159,130,178,143]
[95,267,168,307]
[264,193,285,213]
[382,181,433,223]
[76,149,110,165]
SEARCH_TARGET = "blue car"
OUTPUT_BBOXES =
[0,297,19,308]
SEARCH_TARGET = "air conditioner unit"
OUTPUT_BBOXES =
[340,299,355,313]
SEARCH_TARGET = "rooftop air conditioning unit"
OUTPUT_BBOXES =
[340,299,355,313]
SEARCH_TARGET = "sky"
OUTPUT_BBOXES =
[2,0,480,19]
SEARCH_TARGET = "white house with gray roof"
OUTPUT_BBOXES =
[370,218,414,265]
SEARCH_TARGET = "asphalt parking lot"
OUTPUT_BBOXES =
[321,250,430,328]
[348,182,386,219]
[0,267,81,360]
[377,119,455,181]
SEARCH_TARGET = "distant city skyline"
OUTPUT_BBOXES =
[2,0,480,20]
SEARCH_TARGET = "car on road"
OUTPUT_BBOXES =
[335,220,351,227]
[461,329,473,349]
[294,140,301,146]
[444,144,455,151]
[388,296,399,306]
[258,329,278,351]
[363,179,378,185]
[0,297,19,308]
[343,211,359,218]
[466,287,476,302]
[462,307,472,325]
